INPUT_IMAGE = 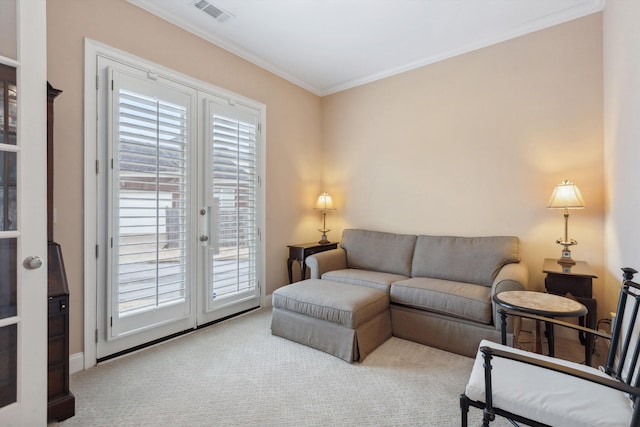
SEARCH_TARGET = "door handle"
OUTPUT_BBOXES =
[23,256,44,270]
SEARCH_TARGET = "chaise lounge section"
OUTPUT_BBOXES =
[271,279,392,362]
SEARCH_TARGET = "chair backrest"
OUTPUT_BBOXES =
[607,267,640,400]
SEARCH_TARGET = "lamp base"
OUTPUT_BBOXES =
[557,256,576,266]
[556,241,577,265]
[318,228,330,245]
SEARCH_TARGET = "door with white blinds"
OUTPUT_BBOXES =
[198,99,261,323]
[100,66,197,355]
[94,54,263,360]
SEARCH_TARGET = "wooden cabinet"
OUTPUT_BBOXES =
[47,242,74,420]
[47,83,74,421]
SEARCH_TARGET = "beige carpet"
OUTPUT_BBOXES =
[60,308,513,426]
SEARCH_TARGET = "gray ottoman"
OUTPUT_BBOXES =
[270,279,392,362]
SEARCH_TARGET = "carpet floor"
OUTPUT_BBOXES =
[60,308,514,426]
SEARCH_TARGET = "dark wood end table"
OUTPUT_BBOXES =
[493,290,589,363]
[543,258,597,344]
[287,242,338,283]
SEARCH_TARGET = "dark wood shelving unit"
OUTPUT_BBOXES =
[46,82,75,422]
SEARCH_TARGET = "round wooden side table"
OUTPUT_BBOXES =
[493,290,588,358]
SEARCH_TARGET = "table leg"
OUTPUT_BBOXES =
[579,298,597,366]
[499,310,507,345]
[300,260,306,281]
[545,321,555,357]
[585,333,593,367]
[287,258,294,284]
[535,320,543,354]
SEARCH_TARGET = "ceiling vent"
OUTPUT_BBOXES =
[193,0,233,23]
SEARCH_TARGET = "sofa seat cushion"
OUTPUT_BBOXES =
[272,279,389,329]
[466,340,632,427]
[322,269,408,293]
[390,277,492,324]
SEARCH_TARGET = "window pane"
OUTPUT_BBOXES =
[0,151,17,231]
[0,324,17,408]
[0,64,17,145]
[0,0,17,60]
[116,89,189,316]
[210,111,258,300]
[0,238,17,320]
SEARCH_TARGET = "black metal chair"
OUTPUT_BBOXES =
[460,267,640,427]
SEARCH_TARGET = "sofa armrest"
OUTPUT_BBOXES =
[306,248,347,279]
[490,262,529,331]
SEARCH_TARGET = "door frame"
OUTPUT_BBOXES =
[83,39,266,368]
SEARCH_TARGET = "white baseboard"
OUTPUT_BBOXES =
[70,352,84,374]
[263,293,272,308]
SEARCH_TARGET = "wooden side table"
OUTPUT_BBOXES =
[543,258,597,347]
[287,242,338,283]
[494,291,588,362]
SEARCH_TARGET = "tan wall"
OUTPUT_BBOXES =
[603,3,640,315]
[47,0,323,354]
[322,15,605,313]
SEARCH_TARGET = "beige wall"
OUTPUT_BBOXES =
[322,15,605,312]
[603,3,640,315]
[47,0,323,354]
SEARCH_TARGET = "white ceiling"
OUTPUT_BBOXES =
[128,0,604,96]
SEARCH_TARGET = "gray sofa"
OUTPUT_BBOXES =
[306,229,528,357]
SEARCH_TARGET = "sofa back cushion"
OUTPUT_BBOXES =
[411,235,520,286]
[341,229,417,277]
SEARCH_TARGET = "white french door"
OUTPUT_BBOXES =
[93,51,263,360]
[197,98,261,324]
[0,0,48,425]
[107,68,196,340]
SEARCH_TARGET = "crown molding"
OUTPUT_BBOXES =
[129,0,605,98]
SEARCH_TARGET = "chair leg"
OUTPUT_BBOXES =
[460,394,470,427]
[631,399,640,427]
[482,409,494,426]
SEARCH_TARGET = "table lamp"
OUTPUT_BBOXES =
[314,192,335,244]
[547,180,584,265]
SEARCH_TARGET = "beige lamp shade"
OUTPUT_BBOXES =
[314,192,335,211]
[547,180,585,209]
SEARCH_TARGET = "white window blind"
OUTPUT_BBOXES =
[209,107,258,301]
[113,81,190,319]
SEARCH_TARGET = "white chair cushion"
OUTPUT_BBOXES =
[465,340,633,427]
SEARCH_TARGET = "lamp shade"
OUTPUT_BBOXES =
[314,192,335,211]
[547,180,585,209]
